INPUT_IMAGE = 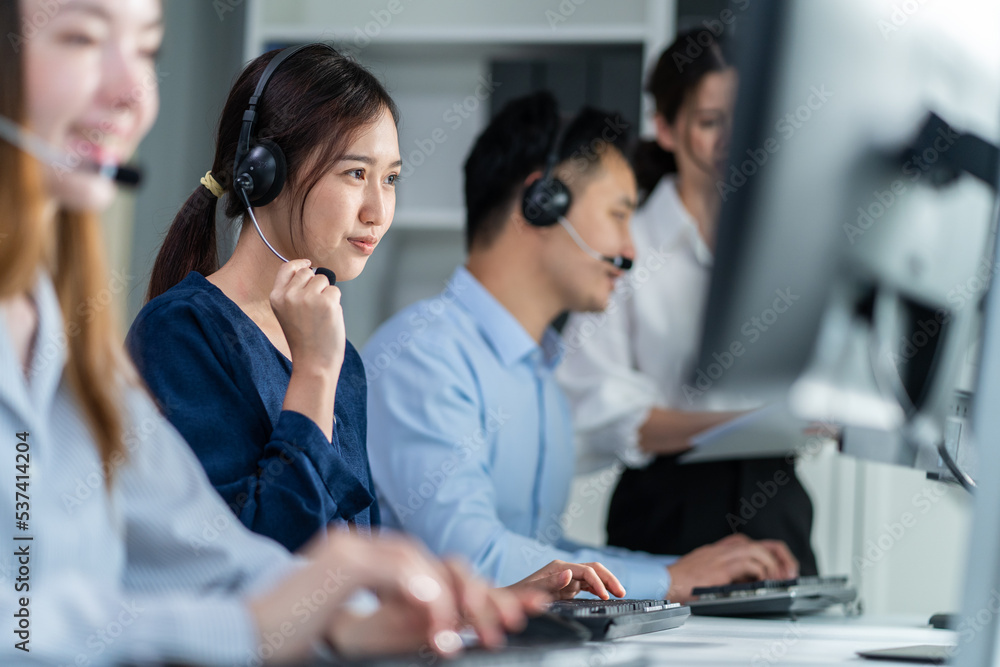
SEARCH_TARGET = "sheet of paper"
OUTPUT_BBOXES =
[680,404,812,463]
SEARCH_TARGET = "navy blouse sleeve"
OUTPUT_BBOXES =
[126,297,374,553]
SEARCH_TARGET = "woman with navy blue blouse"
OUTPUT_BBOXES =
[127,45,398,551]
[125,44,633,607]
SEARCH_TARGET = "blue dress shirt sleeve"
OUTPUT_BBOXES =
[366,339,675,600]
[127,298,373,552]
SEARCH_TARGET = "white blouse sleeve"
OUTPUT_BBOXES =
[557,283,658,473]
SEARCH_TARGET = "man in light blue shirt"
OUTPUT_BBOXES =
[364,92,798,602]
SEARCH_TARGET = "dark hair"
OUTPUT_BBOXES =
[463,91,631,251]
[634,29,730,198]
[146,44,399,301]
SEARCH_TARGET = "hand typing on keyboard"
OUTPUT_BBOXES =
[505,559,627,601]
[665,533,799,603]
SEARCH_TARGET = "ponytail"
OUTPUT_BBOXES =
[633,140,677,201]
[146,186,219,301]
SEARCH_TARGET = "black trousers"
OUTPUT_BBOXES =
[607,456,818,576]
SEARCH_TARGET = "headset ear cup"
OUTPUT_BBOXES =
[258,139,288,206]
[522,180,545,225]
[522,177,571,227]
[236,139,287,207]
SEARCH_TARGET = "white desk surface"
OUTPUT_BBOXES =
[604,613,955,665]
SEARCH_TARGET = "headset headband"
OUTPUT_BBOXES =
[233,43,334,179]
[540,113,572,186]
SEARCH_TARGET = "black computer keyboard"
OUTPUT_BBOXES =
[547,598,690,639]
[692,575,848,596]
[689,575,857,617]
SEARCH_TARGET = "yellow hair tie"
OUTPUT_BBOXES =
[200,170,225,198]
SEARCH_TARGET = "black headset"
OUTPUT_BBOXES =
[520,111,633,270]
[232,43,339,284]
[521,116,573,227]
[232,43,337,208]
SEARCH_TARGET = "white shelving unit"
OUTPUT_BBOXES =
[245,0,675,231]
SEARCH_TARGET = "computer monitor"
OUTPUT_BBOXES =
[692,1,1000,663]
[693,0,1000,475]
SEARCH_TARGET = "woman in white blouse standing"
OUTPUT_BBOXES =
[0,1,554,664]
[557,29,817,575]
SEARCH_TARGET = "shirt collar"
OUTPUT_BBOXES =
[449,265,563,369]
[648,175,714,268]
